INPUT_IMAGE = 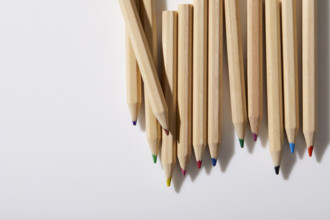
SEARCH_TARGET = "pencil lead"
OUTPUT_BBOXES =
[164,129,169,136]
[166,178,171,187]
[152,154,157,163]
[308,146,314,157]
[239,139,244,148]
[211,158,217,166]
[132,120,137,126]
[252,133,258,142]
[274,166,280,175]
[181,168,186,176]
[197,160,202,169]
[289,143,295,154]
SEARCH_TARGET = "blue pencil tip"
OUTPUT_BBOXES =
[211,158,217,166]
[132,121,137,126]
[289,143,295,154]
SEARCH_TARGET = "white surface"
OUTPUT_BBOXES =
[0,0,329,219]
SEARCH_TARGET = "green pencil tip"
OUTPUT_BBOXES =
[239,139,244,148]
[166,178,171,187]
[152,154,157,163]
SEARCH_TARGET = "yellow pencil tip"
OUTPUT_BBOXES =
[166,178,171,187]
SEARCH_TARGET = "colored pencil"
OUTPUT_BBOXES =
[281,0,299,154]
[126,0,141,126]
[118,0,169,131]
[161,11,178,187]
[302,0,317,157]
[193,0,208,168]
[247,0,263,142]
[140,0,161,163]
[208,0,223,166]
[177,4,193,175]
[224,0,247,148]
[265,0,284,175]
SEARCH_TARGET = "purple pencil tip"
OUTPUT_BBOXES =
[132,121,137,126]
[252,133,258,142]
[164,129,169,136]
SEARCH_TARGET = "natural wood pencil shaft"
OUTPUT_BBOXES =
[126,34,142,123]
[177,4,193,171]
[281,0,299,145]
[193,0,208,162]
[265,0,283,167]
[208,0,223,159]
[140,0,161,158]
[161,11,178,182]
[302,0,317,148]
[118,0,169,130]
[224,0,247,140]
[247,0,263,135]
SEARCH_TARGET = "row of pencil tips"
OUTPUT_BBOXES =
[120,0,317,186]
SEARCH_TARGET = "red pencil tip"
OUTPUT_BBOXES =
[181,168,186,176]
[308,146,314,157]
[164,129,169,136]
[252,133,258,142]
[197,160,202,169]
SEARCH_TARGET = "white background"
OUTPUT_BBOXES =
[0,0,329,219]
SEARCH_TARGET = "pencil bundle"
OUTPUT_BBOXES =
[119,0,318,186]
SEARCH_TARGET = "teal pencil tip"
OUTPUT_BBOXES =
[289,143,295,154]
[152,154,157,163]
[239,139,244,148]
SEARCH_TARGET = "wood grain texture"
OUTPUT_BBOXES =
[161,11,178,183]
[208,0,223,160]
[193,0,208,162]
[224,0,247,141]
[118,0,169,130]
[140,0,161,159]
[247,0,263,136]
[177,4,193,172]
[265,0,284,167]
[302,0,317,149]
[281,0,299,146]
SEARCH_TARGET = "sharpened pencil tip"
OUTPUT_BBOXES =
[274,166,280,175]
[211,158,217,166]
[181,168,186,176]
[152,154,157,163]
[289,143,295,154]
[308,146,314,157]
[164,129,169,136]
[197,160,202,169]
[132,121,137,126]
[166,178,171,187]
[239,139,244,148]
[252,133,258,142]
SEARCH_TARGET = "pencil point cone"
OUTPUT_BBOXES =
[211,158,217,166]
[289,143,295,154]
[274,166,280,175]
[152,154,157,163]
[166,178,171,187]
[308,146,314,157]
[252,133,258,142]
[164,129,169,136]
[239,139,244,148]
[132,121,137,126]
[181,168,186,176]
[197,160,202,169]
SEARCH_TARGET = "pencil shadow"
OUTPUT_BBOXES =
[218,21,235,173]
[315,0,330,162]
[138,82,146,131]
[281,143,297,180]
[295,0,306,159]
